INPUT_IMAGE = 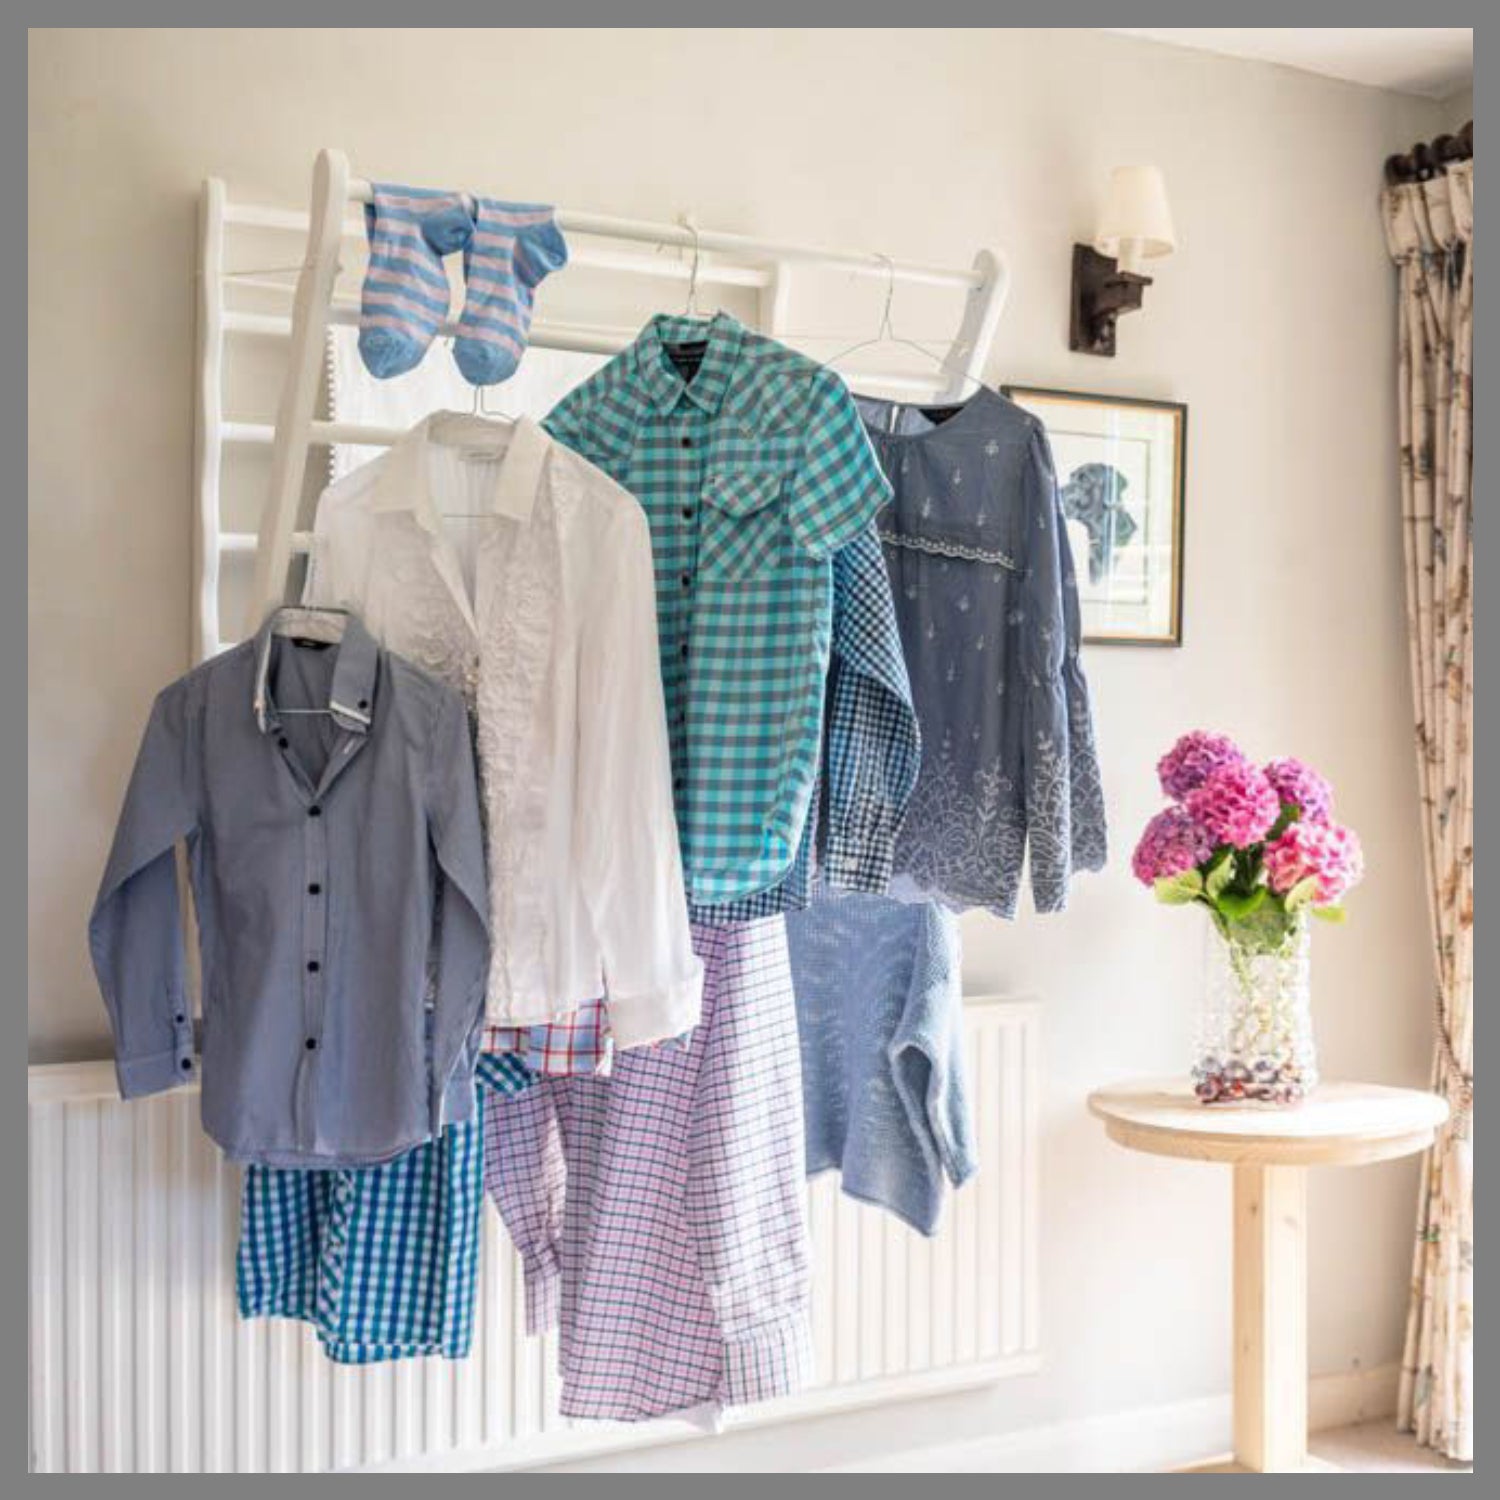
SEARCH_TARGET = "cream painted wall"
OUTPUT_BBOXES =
[1443,83,1474,129]
[28,28,1446,1467]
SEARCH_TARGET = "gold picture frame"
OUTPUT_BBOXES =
[1002,385,1187,646]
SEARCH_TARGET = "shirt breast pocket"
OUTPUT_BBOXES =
[699,468,790,583]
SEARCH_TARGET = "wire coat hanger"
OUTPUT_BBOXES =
[822,254,984,398]
[419,375,522,520]
[468,381,511,421]
[678,215,713,322]
[421,335,515,436]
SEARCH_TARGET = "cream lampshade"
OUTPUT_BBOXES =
[1094,166,1176,275]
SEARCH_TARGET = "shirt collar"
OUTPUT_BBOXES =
[633,312,745,417]
[252,607,379,736]
[370,412,552,535]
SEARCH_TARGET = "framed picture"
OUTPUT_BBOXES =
[1002,386,1187,646]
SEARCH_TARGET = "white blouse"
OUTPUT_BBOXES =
[305,412,703,1047]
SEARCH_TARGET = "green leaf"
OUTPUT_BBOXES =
[1220,900,1300,955]
[1267,803,1299,842]
[1205,851,1237,901]
[1215,886,1268,921]
[1284,875,1320,913]
[1154,869,1204,905]
[1312,904,1348,924]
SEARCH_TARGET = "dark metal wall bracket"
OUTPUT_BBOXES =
[1070,243,1153,357]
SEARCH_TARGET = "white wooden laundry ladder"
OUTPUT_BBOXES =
[215,146,1009,647]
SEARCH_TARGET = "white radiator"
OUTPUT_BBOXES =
[29,995,1039,1473]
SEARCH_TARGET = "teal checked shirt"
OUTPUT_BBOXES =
[546,314,891,904]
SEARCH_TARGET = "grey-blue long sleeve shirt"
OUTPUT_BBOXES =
[856,388,1108,917]
[88,607,490,1168]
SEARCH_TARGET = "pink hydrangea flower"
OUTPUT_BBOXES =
[1263,757,1334,823]
[1131,805,1213,886]
[1263,820,1366,903]
[1184,761,1281,848]
[1157,730,1248,801]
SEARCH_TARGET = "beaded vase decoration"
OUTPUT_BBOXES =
[1193,912,1316,1105]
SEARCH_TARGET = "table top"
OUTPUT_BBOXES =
[1087,1078,1449,1167]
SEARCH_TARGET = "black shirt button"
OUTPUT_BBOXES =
[277,736,289,749]
[180,1057,193,1071]
[679,643,689,659]
[680,436,692,449]
[680,572,692,589]
[681,506,694,520]
[305,1037,318,1051]
[308,805,321,817]
[175,1012,185,1024]
[307,960,320,973]
[308,882,321,895]
[357,698,369,710]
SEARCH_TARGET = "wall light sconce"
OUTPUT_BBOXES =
[1070,165,1176,356]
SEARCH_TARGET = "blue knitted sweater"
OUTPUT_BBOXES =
[786,894,976,1235]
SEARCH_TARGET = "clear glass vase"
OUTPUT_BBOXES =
[1192,912,1316,1104]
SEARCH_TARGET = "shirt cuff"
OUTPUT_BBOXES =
[522,1245,561,1336]
[115,1046,195,1099]
[720,1306,816,1409]
[823,800,900,895]
[606,961,706,1051]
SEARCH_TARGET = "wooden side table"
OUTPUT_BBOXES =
[1087,1079,1448,1474]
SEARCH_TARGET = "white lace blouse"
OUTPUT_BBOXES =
[305,412,703,1046]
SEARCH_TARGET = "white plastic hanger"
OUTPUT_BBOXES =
[268,606,353,718]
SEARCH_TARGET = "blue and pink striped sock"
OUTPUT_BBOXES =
[452,198,568,386]
[358,183,472,380]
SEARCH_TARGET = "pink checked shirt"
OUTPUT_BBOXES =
[483,917,812,1423]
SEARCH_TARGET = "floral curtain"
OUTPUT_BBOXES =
[1384,160,1473,1465]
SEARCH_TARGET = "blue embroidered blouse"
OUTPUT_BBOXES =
[856,388,1107,916]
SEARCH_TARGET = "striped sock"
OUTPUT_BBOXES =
[452,198,568,386]
[358,183,471,379]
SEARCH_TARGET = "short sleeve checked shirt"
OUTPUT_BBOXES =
[545,314,891,904]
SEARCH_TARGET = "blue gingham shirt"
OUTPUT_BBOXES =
[89,608,489,1168]
[238,1054,533,1365]
[696,522,921,922]
[545,313,891,904]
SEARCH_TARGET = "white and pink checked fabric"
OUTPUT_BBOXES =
[483,917,813,1423]
[483,996,612,1078]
